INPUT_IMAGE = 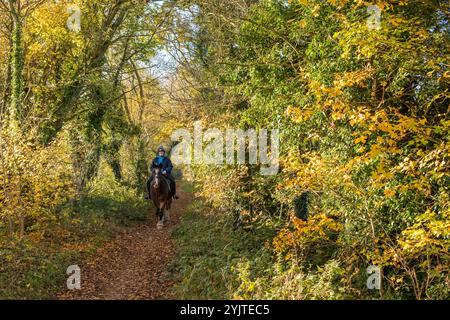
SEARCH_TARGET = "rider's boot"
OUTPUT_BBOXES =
[168,177,179,200]
[172,183,179,199]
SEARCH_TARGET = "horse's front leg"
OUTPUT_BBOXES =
[163,200,172,223]
[163,208,170,223]
[156,207,164,229]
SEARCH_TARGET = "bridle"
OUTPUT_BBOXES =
[152,168,161,189]
[152,167,171,192]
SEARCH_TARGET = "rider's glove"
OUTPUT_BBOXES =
[162,170,167,175]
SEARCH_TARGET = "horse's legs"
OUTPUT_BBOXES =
[157,217,164,229]
[156,208,164,229]
[163,208,170,223]
[164,199,172,223]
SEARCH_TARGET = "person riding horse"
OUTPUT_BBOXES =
[146,146,178,200]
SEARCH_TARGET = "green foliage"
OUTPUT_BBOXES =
[170,201,276,299]
[79,162,149,225]
[171,201,347,300]
[167,0,450,299]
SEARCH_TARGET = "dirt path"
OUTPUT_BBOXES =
[57,190,192,300]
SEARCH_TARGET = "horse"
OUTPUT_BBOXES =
[149,167,173,229]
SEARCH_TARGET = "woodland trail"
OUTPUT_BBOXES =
[57,189,193,300]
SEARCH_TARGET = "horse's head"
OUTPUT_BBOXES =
[152,167,162,188]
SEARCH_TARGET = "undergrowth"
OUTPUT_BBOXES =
[0,171,148,299]
[170,200,348,300]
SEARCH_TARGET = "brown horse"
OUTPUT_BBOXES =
[149,167,172,229]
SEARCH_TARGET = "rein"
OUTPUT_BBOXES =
[151,171,171,193]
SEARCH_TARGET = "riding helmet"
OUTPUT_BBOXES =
[157,146,166,153]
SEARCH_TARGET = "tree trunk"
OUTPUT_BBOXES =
[1,28,12,119]
[10,13,24,126]
[19,213,24,238]
[7,217,14,239]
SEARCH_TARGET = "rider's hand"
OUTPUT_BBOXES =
[162,170,167,175]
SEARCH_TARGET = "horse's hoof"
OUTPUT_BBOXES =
[157,222,164,230]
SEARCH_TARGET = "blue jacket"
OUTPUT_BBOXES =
[151,156,173,175]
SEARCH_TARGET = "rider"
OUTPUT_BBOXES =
[146,146,178,200]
